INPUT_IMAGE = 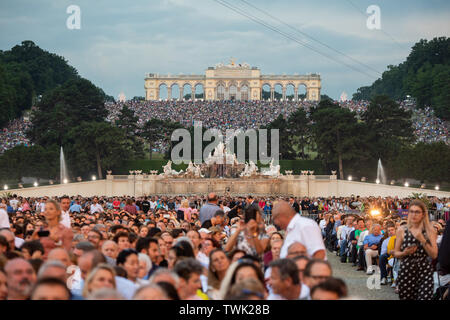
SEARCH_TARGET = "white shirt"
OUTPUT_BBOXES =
[196,251,209,269]
[15,237,25,249]
[9,199,19,210]
[90,203,103,213]
[267,283,310,300]
[319,219,327,231]
[39,202,46,213]
[61,210,71,229]
[0,208,9,229]
[280,214,326,259]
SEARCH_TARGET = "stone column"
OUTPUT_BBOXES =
[270,87,275,101]
[135,174,143,197]
[191,86,195,100]
[179,86,184,100]
[106,174,113,197]
[282,87,286,101]
[167,87,172,100]
[294,88,299,102]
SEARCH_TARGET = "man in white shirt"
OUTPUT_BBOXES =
[0,203,10,229]
[9,196,19,211]
[273,201,326,260]
[59,196,72,229]
[268,258,310,300]
[90,197,104,214]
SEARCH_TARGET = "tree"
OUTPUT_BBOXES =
[394,142,450,183]
[141,119,167,160]
[287,108,311,159]
[352,37,450,120]
[311,101,369,179]
[29,77,107,146]
[115,105,144,157]
[65,121,129,179]
[263,114,296,159]
[361,95,414,162]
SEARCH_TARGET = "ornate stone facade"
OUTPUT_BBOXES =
[144,59,321,101]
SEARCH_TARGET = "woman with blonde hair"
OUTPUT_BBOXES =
[32,200,73,252]
[179,199,192,222]
[82,263,117,298]
[393,199,438,300]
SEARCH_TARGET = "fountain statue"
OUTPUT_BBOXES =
[160,160,184,177]
[261,158,281,177]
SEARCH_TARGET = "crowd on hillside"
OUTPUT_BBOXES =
[0,99,447,155]
[0,118,32,154]
[0,193,449,300]
[340,99,449,145]
[105,100,318,131]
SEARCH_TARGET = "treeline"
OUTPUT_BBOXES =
[0,40,115,128]
[0,40,79,127]
[353,37,450,120]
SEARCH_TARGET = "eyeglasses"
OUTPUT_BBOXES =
[409,210,423,215]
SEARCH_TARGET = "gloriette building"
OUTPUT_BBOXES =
[144,59,321,101]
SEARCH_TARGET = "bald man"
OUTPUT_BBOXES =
[48,248,72,268]
[199,193,220,224]
[273,201,326,260]
[4,258,37,300]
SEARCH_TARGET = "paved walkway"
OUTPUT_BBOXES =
[327,251,399,300]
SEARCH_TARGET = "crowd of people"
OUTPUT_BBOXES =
[0,193,448,300]
[0,98,447,155]
[341,99,449,145]
[0,117,32,154]
[105,100,318,132]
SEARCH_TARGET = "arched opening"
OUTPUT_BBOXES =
[286,84,295,101]
[159,84,168,100]
[182,84,192,100]
[171,84,180,100]
[274,84,283,101]
[229,85,237,100]
[217,84,225,100]
[194,84,204,100]
[240,85,249,101]
[298,84,307,101]
[262,84,271,101]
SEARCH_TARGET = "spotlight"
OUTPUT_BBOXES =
[376,179,380,184]
[420,184,425,189]
[404,182,409,187]
[92,175,97,181]
[33,182,38,187]
[435,186,439,190]
[3,185,8,190]
[370,209,381,217]
[63,178,68,184]
[348,175,352,181]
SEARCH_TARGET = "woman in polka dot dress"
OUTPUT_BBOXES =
[393,200,438,300]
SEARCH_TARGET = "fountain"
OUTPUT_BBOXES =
[377,158,387,185]
[60,146,69,184]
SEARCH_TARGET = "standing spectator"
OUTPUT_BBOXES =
[394,200,438,300]
[273,201,325,260]
[199,193,220,224]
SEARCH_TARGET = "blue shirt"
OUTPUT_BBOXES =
[363,234,383,247]
[70,204,82,213]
